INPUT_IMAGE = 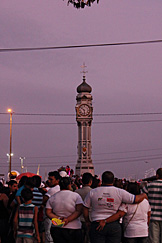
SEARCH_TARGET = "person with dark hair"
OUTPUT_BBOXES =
[91,176,101,189]
[46,177,83,243]
[43,171,61,243]
[81,173,93,186]
[102,171,114,184]
[6,180,18,206]
[0,182,9,243]
[32,175,41,188]
[142,167,162,242]
[13,176,28,206]
[10,177,35,209]
[74,175,82,189]
[13,188,40,243]
[114,178,123,189]
[18,176,28,188]
[8,180,18,189]
[44,171,61,202]
[76,173,93,243]
[83,171,147,243]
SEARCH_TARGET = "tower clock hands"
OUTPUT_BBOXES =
[79,104,90,116]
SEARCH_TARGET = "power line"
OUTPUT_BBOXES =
[2,152,162,165]
[1,119,162,125]
[1,147,162,161]
[0,112,162,117]
[1,155,162,167]
[0,122,75,125]
[94,119,162,124]
[0,39,162,53]
[1,112,162,116]
[94,112,162,116]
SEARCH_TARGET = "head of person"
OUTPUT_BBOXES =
[8,180,18,193]
[102,171,114,185]
[156,168,162,179]
[10,174,17,180]
[25,177,35,191]
[59,177,71,190]
[32,175,41,188]
[91,176,101,188]
[127,182,140,195]
[18,176,28,188]
[48,171,61,187]
[82,172,93,186]
[21,188,33,202]
[114,178,123,188]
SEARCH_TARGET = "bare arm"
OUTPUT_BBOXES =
[83,206,91,231]
[43,195,49,206]
[106,210,126,223]
[10,200,16,209]
[96,210,126,231]
[34,206,40,243]
[2,194,9,208]
[83,206,90,223]
[46,208,59,220]
[15,196,21,205]
[147,211,151,226]
[134,193,148,204]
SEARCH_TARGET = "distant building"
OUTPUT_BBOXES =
[75,71,94,176]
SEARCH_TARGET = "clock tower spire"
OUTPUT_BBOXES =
[75,65,94,176]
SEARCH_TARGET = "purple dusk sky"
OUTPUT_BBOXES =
[1,0,162,180]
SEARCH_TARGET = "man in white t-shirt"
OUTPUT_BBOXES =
[83,171,147,243]
[43,171,61,243]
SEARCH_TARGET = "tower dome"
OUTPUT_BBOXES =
[77,76,92,93]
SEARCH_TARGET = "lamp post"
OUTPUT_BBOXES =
[7,153,13,163]
[8,108,13,176]
[20,157,25,173]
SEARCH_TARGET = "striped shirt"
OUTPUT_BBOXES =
[32,187,43,208]
[17,203,35,238]
[142,180,162,221]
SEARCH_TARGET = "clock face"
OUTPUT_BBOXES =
[79,104,90,116]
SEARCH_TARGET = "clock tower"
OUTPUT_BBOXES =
[75,68,95,176]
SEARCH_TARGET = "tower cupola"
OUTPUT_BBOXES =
[77,76,92,93]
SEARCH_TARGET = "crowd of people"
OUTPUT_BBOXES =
[0,167,162,243]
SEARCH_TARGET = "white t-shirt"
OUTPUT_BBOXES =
[45,185,60,198]
[119,199,151,238]
[84,186,135,222]
[46,190,83,229]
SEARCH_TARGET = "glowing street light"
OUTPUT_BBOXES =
[7,108,13,176]
[6,153,13,163]
[20,157,25,173]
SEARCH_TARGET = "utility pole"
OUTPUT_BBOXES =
[8,109,13,176]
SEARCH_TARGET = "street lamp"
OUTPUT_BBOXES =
[6,153,13,163]
[7,108,13,176]
[20,157,25,173]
